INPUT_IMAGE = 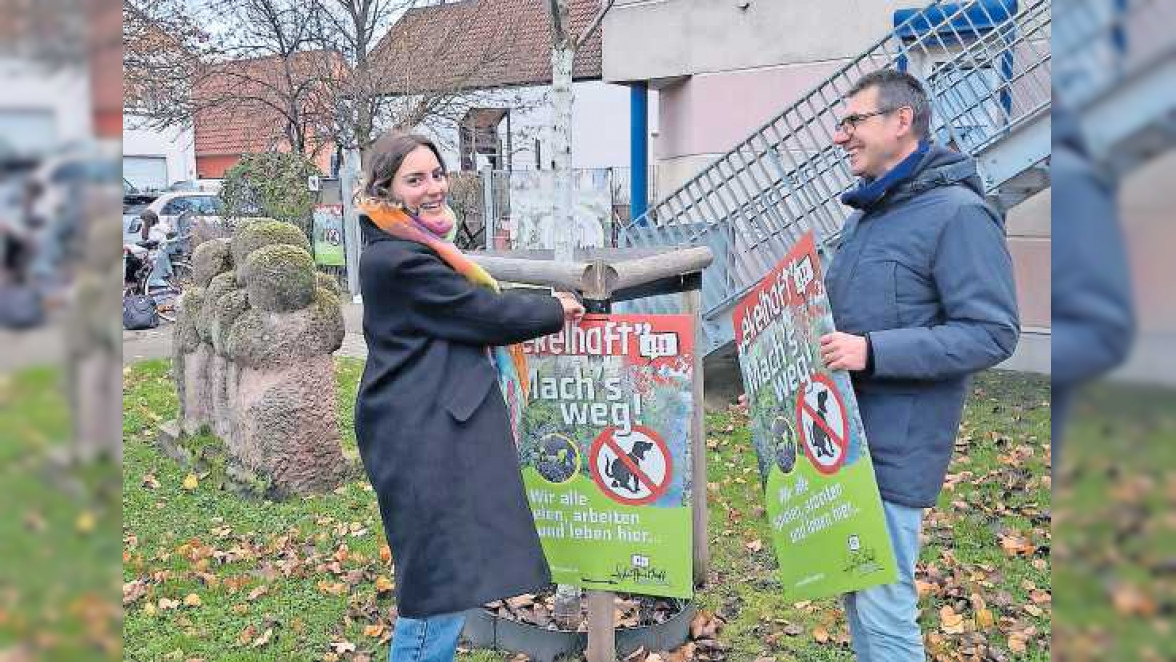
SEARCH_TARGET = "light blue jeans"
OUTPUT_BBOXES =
[389,611,466,662]
[843,500,926,662]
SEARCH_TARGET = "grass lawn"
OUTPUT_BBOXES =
[1052,383,1176,661]
[0,367,121,660]
[122,358,1050,661]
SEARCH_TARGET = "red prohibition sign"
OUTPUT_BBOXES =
[589,424,673,506]
[794,373,850,476]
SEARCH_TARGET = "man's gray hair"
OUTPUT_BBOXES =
[847,69,932,139]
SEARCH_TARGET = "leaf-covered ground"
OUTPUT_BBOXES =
[698,371,1051,662]
[122,358,1051,661]
[0,367,121,661]
[1052,383,1176,662]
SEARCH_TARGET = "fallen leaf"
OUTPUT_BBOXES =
[976,608,995,629]
[812,625,830,643]
[142,474,161,489]
[915,580,936,598]
[158,598,180,610]
[998,533,1036,557]
[251,627,272,648]
[237,625,256,645]
[317,580,347,596]
[330,641,356,654]
[939,606,965,634]
[181,474,199,491]
[379,545,392,563]
[75,511,96,534]
[123,581,148,605]
[183,593,202,607]
[246,586,268,602]
[745,539,764,553]
[375,576,394,594]
[1111,583,1157,617]
[363,623,385,638]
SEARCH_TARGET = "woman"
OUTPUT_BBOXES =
[354,132,583,662]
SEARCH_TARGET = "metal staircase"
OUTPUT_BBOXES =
[616,0,1053,357]
[1054,0,1176,177]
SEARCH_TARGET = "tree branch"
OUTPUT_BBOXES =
[574,0,616,51]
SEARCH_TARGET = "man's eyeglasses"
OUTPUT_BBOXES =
[834,106,905,134]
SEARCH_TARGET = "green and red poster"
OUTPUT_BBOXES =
[731,231,897,601]
[519,315,694,598]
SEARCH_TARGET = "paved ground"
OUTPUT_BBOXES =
[121,301,369,365]
[0,325,65,373]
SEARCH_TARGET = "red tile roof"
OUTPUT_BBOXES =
[193,50,347,160]
[369,0,603,95]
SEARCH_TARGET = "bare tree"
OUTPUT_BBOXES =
[122,0,204,122]
[546,0,615,262]
[1,0,90,66]
[544,0,616,628]
[124,0,340,161]
[313,0,532,155]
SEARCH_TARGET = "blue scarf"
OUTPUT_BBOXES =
[841,141,930,210]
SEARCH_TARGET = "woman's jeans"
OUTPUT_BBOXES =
[842,500,926,662]
[389,611,466,662]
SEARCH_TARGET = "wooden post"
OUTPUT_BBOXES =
[684,289,709,587]
[586,590,615,662]
[584,260,616,660]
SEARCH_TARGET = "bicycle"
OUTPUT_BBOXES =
[123,232,191,324]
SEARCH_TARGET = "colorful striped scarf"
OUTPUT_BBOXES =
[360,198,531,443]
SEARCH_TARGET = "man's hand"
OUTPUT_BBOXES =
[819,332,868,371]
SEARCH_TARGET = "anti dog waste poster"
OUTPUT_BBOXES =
[731,232,896,601]
[519,315,693,598]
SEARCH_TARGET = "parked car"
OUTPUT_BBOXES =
[167,179,222,194]
[142,190,226,235]
[28,150,121,226]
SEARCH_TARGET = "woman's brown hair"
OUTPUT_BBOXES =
[362,132,448,201]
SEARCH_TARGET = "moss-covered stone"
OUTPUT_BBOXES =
[231,219,310,283]
[308,286,346,354]
[224,287,345,369]
[191,238,232,288]
[174,287,204,353]
[197,272,238,343]
[210,288,251,355]
[242,244,316,313]
[316,271,341,296]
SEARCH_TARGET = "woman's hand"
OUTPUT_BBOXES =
[553,291,585,322]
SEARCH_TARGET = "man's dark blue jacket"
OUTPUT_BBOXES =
[825,145,1020,508]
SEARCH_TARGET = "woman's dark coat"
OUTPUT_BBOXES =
[354,217,564,618]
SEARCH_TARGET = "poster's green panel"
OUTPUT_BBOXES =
[731,232,897,602]
[519,315,695,598]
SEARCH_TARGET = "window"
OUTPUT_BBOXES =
[161,197,192,215]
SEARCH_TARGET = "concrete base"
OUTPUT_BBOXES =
[1111,333,1176,386]
[702,344,745,412]
[462,600,695,662]
[995,328,1051,375]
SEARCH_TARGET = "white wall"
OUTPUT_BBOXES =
[0,58,92,155]
[414,80,642,171]
[122,114,198,186]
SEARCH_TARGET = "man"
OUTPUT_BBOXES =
[820,69,1019,660]
[1050,96,1133,466]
